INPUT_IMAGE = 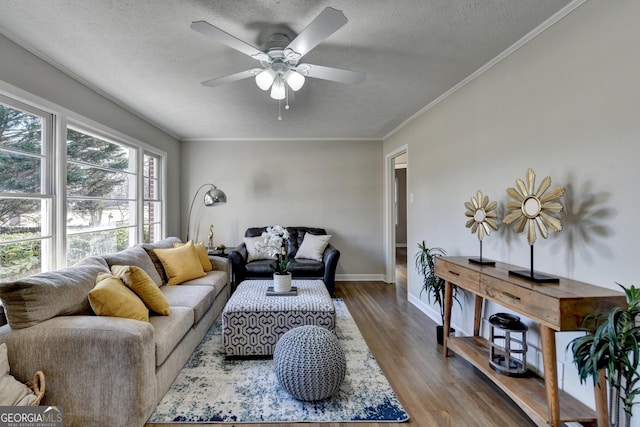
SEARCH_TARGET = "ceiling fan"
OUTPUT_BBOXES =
[190,7,366,106]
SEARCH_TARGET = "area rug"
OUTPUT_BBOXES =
[148,299,410,423]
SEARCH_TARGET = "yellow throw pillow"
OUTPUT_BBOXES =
[88,273,149,322]
[173,241,212,272]
[110,265,170,315]
[154,241,206,285]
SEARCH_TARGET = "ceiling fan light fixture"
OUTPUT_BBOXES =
[285,70,305,91]
[255,69,276,91]
[270,78,286,100]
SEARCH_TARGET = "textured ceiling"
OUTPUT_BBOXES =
[0,0,573,140]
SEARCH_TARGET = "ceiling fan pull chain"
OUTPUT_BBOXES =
[277,99,283,121]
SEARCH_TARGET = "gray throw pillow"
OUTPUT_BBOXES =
[0,263,109,329]
[102,246,162,287]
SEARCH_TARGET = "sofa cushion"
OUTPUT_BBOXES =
[149,306,193,366]
[0,262,109,329]
[88,273,149,322]
[173,241,212,272]
[295,233,332,262]
[287,259,325,276]
[154,242,206,285]
[102,246,162,287]
[110,265,170,315]
[181,270,228,298]
[161,285,216,324]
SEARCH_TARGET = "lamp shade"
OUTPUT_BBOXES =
[204,187,227,206]
[270,78,286,100]
[285,69,305,91]
[255,69,276,91]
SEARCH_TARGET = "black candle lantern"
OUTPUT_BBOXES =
[489,313,529,377]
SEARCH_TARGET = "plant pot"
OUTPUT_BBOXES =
[436,325,455,345]
[273,272,292,293]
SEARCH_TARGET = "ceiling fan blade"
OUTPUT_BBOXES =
[298,63,366,85]
[191,21,267,60]
[201,69,261,87]
[285,7,348,58]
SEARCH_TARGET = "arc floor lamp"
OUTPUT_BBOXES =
[186,183,227,242]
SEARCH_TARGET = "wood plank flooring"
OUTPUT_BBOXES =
[147,280,541,427]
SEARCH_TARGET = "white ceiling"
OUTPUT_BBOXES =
[0,0,573,141]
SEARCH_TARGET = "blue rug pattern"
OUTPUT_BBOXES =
[148,299,409,423]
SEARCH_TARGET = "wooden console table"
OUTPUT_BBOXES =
[435,256,626,427]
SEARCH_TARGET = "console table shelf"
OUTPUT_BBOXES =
[435,256,627,427]
[448,336,596,426]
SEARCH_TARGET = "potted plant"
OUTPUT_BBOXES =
[568,283,640,427]
[255,225,292,292]
[414,241,461,344]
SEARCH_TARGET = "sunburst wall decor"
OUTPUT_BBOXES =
[503,168,565,283]
[464,190,498,265]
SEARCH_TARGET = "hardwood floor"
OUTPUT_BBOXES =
[147,281,539,427]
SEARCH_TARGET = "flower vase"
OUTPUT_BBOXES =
[273,273,292,293]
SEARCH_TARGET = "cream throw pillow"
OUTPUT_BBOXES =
[0,343,36,406]
[110,265,170,315]
[88,273,149,322]
[173,241,212,272]
[154,241,206,285]
[244,236,276,262]
[295,233,332,262]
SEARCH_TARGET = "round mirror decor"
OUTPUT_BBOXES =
[503,168,565,283]
[464,190,499,265]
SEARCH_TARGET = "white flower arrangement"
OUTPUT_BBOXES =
[254,225,291,274]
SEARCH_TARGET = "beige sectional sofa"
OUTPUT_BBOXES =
[0,237,229,427]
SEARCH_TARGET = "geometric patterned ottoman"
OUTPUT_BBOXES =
[222,279,335,357]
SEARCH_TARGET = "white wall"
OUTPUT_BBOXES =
[181,139,385,279]
[0,35,182,236]
[384,0,640,416]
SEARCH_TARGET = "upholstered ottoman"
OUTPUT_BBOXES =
[222,279,335,356]
[273,325,346,401]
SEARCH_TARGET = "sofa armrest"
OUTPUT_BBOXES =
[208,255,229,273]
[228,243,248,286]
[0,315,156,427]
[322,244,340,295]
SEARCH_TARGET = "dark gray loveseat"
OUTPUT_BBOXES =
[229,226,340,294]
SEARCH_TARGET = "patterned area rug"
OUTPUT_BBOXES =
[148,299,410,423]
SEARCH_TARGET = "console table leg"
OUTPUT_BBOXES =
[595,369,608,427]
[473,295,483,336]
[442,281,453,356]
[541,325,560,427]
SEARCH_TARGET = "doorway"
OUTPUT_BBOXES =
[384,146,408,286]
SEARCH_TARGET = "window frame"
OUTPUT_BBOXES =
[0,89,167,277]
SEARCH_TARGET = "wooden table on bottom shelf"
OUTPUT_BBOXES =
[435,256,627,427]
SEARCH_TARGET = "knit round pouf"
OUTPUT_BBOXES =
[273,325,346,401]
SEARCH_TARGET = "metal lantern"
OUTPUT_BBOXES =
[489,313,529,377]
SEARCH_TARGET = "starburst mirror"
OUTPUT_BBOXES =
[464,190,498,265]
[503,168,565,283]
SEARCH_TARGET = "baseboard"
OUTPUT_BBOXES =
[336,274,386,281]
[407,293,467,336]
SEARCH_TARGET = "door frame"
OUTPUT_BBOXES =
[384,145,408,283]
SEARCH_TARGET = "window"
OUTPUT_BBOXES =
[0,93,165,280]
[65,128,138,265]
[0,95,54,281]
[143,152,163,243]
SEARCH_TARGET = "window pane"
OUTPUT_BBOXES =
[66,228,133,266]
[0,240,42,281]
[67,163,132,198]
[0,151,42,193]
[0,103,42,154]
[0,198,47,237]
[143,201,162,243]
[67,199,133,231]
[66,128,130,169]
